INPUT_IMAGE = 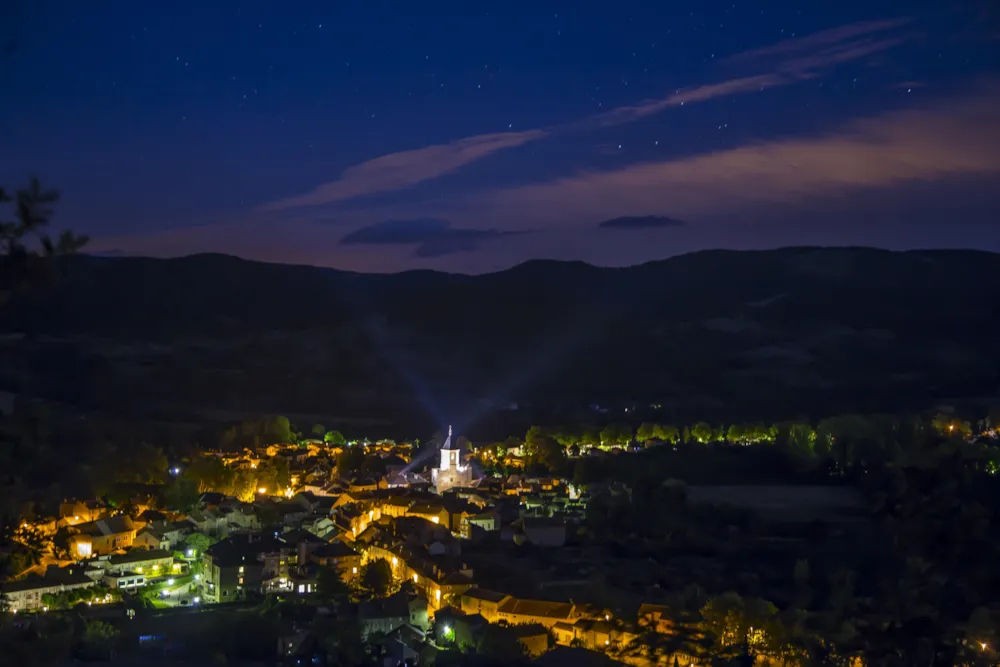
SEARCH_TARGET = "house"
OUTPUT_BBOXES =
[203,533,288,602]
[377,624,426,667]
[496,597,575,628]
[185,509,222,536]
[637,603,676,635]
[103,571,146,590]
[552,619,633,651]
[58,499,109,527]
[218,503,260,533]
[358,593,410,638]
[406,503,449,528]
[275,500,311,527]
[509,623,550,657]
[133,525,169,551]
[434,607,488,649]
[105,549,175,577]
[310,542,362,581]
[68,516,136,557]
[465,510,500,533]
[302,514,337,540]
[0,565,95,612]
[280,528,329,568]
[460,587,509,623]
[400,584,431,630]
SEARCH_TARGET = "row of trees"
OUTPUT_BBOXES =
[162,455,291,507]
[504,410,997,478]
[219,416,348,451]
[40,584,123,610]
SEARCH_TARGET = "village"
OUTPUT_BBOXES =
[1,424,682,666]
[3,411,994,666]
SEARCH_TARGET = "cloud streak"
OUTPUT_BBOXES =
[482,87,1000,224]
[597,19,912,126]
[262,130,546,211]
[722,18,911,62]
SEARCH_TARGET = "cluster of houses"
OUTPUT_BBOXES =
[1,431,683,666]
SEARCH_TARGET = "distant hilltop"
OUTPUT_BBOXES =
[3,247,1000,429]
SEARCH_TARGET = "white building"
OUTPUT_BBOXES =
[430,426,473,494]
[1,566,95,612]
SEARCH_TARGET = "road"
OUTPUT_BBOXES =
[150,576,197,607]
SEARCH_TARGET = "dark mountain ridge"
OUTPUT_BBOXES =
[3,247,999,435]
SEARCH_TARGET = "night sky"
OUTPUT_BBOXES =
[2,1,998,273]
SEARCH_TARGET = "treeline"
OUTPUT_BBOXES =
[217,416,347,451]
[487,410,997,478]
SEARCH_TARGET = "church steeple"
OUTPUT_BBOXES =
[441,425,457,450]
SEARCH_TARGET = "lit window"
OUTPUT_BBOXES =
[298,584,305,593]
[413,574,418,583]
[238,566,244,574]
[352,567,358,574]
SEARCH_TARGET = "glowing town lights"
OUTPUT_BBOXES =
[258,487,267,494]
[435,589,441,602]
[193,597,200,604]
[187,549,195,557]
[413,574,419,583]
[982,642,989,651]
[167,578,175,585]
[391,557,398,566]
[352,566,358,574]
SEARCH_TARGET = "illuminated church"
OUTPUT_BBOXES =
[431,426,473,494]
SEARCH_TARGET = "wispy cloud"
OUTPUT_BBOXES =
[340,218,520,258]
[262,130,546,211]
[598,20,912,126]
[259,18,915,215]
[596,73,814,125]
[482,87,1000,224]
[722,18,912,62]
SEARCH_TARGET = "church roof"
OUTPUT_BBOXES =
[441,425,459,450]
